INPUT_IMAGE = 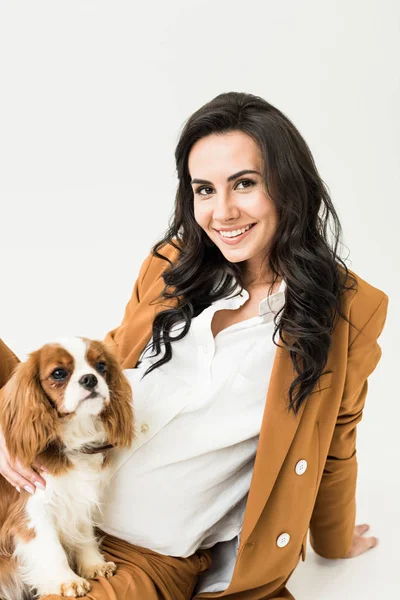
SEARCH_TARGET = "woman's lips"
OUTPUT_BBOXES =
[215,223,256,245]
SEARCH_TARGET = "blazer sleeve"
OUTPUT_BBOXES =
[309,291,389,559]
[103,251,154,364]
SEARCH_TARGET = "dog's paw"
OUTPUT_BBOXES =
[60,576,91,597]
[81,561,117,580]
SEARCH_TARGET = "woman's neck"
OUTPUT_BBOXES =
[242,269,281,289]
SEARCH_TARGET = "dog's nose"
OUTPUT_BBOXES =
[79,374,98,390]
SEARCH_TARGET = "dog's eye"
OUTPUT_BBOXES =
[51,368,68,380]
[95,362,107,375]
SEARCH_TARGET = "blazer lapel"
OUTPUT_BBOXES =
[239,338,307,546]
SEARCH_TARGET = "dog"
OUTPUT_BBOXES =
[0,337,134,599]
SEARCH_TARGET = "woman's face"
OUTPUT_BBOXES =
[188,130,279,284]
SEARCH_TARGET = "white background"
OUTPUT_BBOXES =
[0,1,399,598]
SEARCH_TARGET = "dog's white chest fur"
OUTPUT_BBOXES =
[28,454,109,547]
[12,454,112,598]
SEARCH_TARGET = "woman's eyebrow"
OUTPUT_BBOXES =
[190,169,261,185]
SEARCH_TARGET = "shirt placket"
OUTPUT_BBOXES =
[193,305,218,384]
[193,291,248,384]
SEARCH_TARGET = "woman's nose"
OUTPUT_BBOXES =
[212,192,238,220]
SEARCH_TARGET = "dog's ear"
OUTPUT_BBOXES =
[100,345,134,448]
[0,351,59,466]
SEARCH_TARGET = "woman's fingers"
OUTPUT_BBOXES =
[0,426,46,492]
[0,461,36,493]
[0,459,46,493]
[345,523,379,558]
[32,460,48,473]
[2,472,20,491]
[355,523,370,535]
[15,458,46,490]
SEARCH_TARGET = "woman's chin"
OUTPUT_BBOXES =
[220,249,258,266]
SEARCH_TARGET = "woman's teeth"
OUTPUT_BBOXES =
[219,224,253,238]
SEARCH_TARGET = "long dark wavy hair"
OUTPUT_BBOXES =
[138,91,359,416]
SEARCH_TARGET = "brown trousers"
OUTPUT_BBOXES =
[39,531,297,599]
[41,531,213,600]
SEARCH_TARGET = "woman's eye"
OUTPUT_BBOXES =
[51,368,68,380]
[236,179,255,190]
[195,186,213,196]
[194,179,255,197]
[95,362,107,375]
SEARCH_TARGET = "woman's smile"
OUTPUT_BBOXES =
[214,222,257,245]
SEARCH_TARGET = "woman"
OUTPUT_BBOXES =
[0,92,389,599]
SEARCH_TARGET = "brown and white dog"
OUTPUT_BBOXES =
[0,337,134,599]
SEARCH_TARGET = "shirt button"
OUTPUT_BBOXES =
[140,424,149,433]
[295,459,308,475]
[276,533,291,548]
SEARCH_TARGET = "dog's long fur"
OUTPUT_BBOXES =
[0,337,133,599]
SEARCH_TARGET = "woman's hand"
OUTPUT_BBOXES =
[344,524,379,558]
[0,426,46,494]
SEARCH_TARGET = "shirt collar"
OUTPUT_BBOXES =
[258,277,286,317]
[211,276,286,321]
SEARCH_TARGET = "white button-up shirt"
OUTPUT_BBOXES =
[100,277,286,593]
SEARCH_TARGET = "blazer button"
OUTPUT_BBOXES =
[276,533,291,548]
[141,424,149,433]
[295,459,308,475]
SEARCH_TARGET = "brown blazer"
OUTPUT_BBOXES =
[0,242,389,599]
[102,242,389,599]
